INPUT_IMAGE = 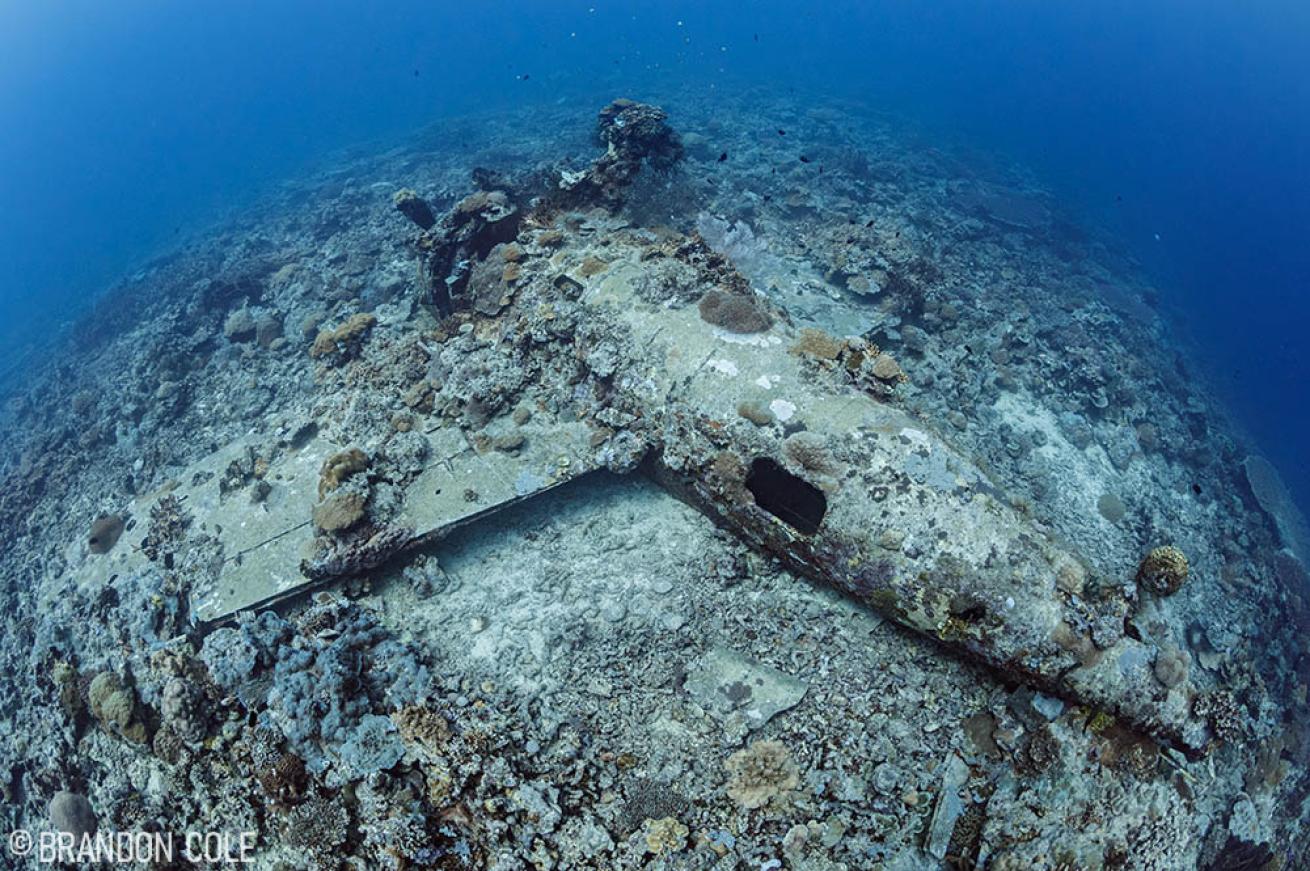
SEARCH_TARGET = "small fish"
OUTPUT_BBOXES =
[799,155,811,163]
[754,33,759,42]
[718,152,728,162]
[777,129,786,136]
[413,69,421,78]
[516,73,530,81]
[865,219,875,228]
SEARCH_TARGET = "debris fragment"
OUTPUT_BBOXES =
[392,188,436,230]
[684,646,807,729]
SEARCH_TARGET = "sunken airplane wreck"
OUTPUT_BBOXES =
[89,100,1216,757]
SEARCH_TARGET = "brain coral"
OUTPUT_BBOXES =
[1137,545,1188,596]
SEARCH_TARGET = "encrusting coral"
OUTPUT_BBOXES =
[3,92,1307,868]
[318,448,369,498]
[790,327,847,361]
[309,312,376,362]
[697,287,774,333]
[644,816,689,854]
[1153,643,1190,689]
[312,490,367,533]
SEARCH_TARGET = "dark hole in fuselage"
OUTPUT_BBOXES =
[745,458,827,535]
[953,601,987,623]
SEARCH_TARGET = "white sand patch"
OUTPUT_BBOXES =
[769,399,796,421]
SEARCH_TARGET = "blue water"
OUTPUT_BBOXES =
[2,0,1307,507]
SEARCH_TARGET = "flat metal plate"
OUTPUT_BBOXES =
[67,410,602,625]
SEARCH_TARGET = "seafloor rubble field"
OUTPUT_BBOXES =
[1,90,1308,870]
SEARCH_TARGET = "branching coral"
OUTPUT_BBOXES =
[200,600,429,783]
[141,494,190,563]
[160,676,206,742]
[335,713,404,780]
[392,705,451,755]
[281,791,350,858]
[1194,690,1245,744]
[725,739,800,810]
